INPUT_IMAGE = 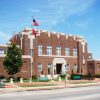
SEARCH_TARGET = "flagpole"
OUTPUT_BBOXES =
[29,17,34,83]
[30,48,33,83]
[30,17,39,83]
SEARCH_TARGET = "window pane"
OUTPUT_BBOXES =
[38,64,42,71]
[47,46,52,55]
[65,64,70,71]
[48,63,52,74]
[56,46,61,55]
[38,45,42,55]
[74,64,77,71]
[73,48,77,56]
[48,64,51,69]
[65,48,70,56]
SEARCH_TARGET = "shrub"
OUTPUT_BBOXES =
[32,75,38,79]
[95,74,100,78]
[81,75,88,79]
[59,74,66,78]
[16,77,21,81]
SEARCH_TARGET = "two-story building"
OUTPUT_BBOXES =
[0,28,99,78]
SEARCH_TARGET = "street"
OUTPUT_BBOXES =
[0,86,100,100]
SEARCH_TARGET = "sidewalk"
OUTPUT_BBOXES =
[0,80,100,93]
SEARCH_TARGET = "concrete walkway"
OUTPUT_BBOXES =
[0,80,100,94]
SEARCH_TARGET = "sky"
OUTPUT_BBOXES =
[0,0,100,59]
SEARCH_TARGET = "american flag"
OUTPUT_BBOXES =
[32,18,40,26]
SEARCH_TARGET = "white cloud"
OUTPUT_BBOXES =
[42,0,95,29]
[28,0,96,30]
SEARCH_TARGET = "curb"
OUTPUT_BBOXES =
[66,83,100,88]
[0,82,100,94]
[0,85,65,93]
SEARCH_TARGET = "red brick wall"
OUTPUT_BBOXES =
[32,32,87,76]
[0,56,31,78]
[0,29,93,78]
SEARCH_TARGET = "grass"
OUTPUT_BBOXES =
[20,84,57,87]
[69,81,96,84]
[23,79,39,82]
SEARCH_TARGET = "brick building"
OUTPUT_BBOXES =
[87,59,100,75]
[0,28,99,78]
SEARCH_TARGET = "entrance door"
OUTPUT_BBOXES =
[56,64,62,74]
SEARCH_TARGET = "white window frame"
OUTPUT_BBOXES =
[65,64,70,71]
[56,46,61,55]
[48,63,52,69]
[38,45,42,55]
[48,63,52,74]
[47,46,52,55]
[73,48,77,56]
[38,63,42,71]
[74,64,77,71]
[65,48,70,56]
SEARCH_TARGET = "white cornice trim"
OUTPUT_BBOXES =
[0,44,8,47]
[87,59,100,61]
[0,54,6,57]
[38,55,77,58]
[22,55,31,58]
[0,54,33,58]
[87,59,95,61]
[94,59,100,61]
[0,54,32,58]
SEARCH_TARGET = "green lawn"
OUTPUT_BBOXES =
[20,84,57,87]
[69,81,96,84]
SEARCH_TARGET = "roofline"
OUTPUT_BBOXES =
[0,44,8,47]
[87,59,100,61]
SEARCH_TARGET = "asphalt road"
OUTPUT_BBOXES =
[0,86,100,100]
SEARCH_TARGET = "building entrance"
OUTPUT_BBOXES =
[56,64,62,74]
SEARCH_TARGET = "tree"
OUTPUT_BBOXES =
[3,43,22,78]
